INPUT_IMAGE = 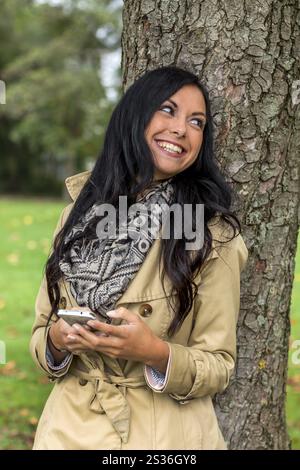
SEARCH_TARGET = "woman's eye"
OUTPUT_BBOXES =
[160,105,173,114]
[160,105,205,129]
[191,118,205,129]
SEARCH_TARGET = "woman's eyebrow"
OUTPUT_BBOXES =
[165,99,206,118]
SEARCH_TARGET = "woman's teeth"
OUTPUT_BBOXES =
[156,140,183,154]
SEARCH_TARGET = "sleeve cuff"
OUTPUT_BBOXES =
[145,342,197,399]
[30,325,74,378]
[161,342,198,398]
[46,342,72,371]
[144,343,171,391]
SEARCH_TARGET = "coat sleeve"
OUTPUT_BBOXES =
[29,203,74,379]
[151,232,248,401]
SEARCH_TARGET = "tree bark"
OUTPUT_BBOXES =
[121,0,300,450]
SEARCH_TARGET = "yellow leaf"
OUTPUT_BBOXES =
[26,240,37,250]
[23,215,33,225]
[19,408,29,417]
[258,359,266,369]
[29,416,38,426]
[7,253,19,265]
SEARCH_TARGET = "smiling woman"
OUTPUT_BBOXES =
[145,84,206,180]
[30,65,248,450]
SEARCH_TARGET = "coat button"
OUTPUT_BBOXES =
[79,379,88,386]
[139,303,152,317]
[59,297,67,309]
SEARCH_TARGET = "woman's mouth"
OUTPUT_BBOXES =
[154,139,187,159]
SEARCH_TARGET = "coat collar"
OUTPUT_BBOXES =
[65,170,91,201]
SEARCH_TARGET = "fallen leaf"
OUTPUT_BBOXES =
[288,374,300,385]
[29,417,38,426]
[287,375,300,392]
[26,240,37,250]
[0,360,17,376]
[23,215,33,225]
[6,253,19,265]
[38,376,50,385]
[6,327,19,339]
[19,409,29,417]
[17,371,28,380]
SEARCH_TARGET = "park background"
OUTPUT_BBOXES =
[0,0,299,449]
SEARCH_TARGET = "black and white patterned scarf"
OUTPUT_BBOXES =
[59,179,174,322]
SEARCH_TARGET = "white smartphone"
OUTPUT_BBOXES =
[57,309,97,327]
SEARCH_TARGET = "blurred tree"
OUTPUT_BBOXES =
[0,0,122,195]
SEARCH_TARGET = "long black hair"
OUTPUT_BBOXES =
[45,65,240,337]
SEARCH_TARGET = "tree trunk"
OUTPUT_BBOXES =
[121,0,300,450]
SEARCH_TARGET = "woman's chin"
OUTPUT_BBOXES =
[153,171,175,181]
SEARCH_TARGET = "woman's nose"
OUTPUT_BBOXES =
[170,119,186,137]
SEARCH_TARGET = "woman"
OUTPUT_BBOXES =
[30,65,248,450]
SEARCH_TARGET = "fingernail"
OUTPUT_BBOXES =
[67,334,76,340]
[73,324,81,330]
[107,310,116,317]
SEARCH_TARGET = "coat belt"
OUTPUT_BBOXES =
[69,355,146,444]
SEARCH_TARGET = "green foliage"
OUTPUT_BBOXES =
[0,0,122,195]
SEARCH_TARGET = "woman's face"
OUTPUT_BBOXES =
[145,84,207,180]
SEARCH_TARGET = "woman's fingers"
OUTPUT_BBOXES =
[65,334,90,351]
[65,331,117,356]
[70,325,121,351]
[58,318,77,335]
[86,320,125,338]
[72,324,109,343]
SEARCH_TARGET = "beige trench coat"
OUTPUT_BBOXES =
[30,171,248,450]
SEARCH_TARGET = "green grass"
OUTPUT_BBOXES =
[0,197,299,449]
[0,197,65,449]
[286,232,300,450]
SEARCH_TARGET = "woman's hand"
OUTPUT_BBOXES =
[49,307,92,354]
[66,307,170,372]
